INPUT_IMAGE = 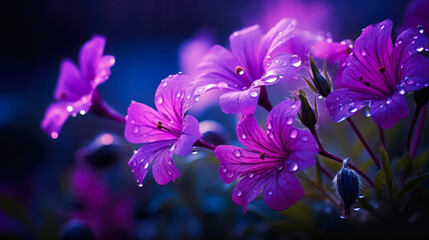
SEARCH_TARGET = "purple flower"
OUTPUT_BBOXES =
[124,74,202,185]
[326,20,429,128]
[215,99,318,212]
[41,35,115,139]
[195,18,301,115]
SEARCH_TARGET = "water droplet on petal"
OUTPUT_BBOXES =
[286,116,293,125]
[247,172,254,178]
[193,95,200,102]
[360,48,367,57]
[289,129,298,139]
[267,122,272,129]
[241,133,247,139]
[169,143,176,152]
[363,107,371,117]
[380,24,385,30]
[133,126,139,133]
[220,165,227,173]
[348,107,358,113]
[176,92,181,98]
[226,172,234,178]
[218,82,228,88]
[137,183,143,187]
[235,189,242,197]
[233,149,241,157]
[192,147,198,155]
[417,25,424,34]
[302,135,308,141]
[143,161,149,169]
[287,160,298,172]
[79,110,86,115]
[168,171,172,175]
[416,46,424,52]
[249,90,259,97]
[264,70,278,83]
[51,132,59,139]
[291,103,297,109]
[162,82,168,87]
[67,106,73,112]
[398,88,406,95]
[406,78,414,85]
[157,96,163,104]
[413,35,419,39]
[411,40,416,45]
[386,97,392,105]
[268,190,273,196]
[290,55,301,67]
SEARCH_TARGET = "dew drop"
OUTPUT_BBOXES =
[137,183,143,187]
[235,189,242,197]
[157,96,163,104]
[286,116,293,125]
[249,90,259,97]
[220,165,227,173]
[406,78,414,85]
[380,24,385,30]
[241,133,247,139]
[290,55,301,67]
[359,194,364,199]
[267,122,272,129]
[413,35,419,39]
[168,171,172,175]
[411,40,416,45]
[247,172,254,178]
[348,107,358,113]
[417,25,424,34]
[169,143,176,152]
[191,147,198,155]
[416,46,424,52]
[226,172,234,178]
[291,103,297,109]
[398,88,406,95]
[176,92,181,98]
[289,129,298,139]
[264,70,278,83]
[269,132,274,139]
[162,82,168,87]
[302,135,308,141]
[193,95,200,102]
[143,161,149,169]
[218,82,228,88]
[178,71,184,75]
[133,126,139,133]
[363,107,371,117]
[386,97,392,105]
[268,190,273,196]
[287,160,298,172]
[233,149,241,157]
[67,105,73,112]
[51,132,59,139]
[80,110,86,115]
[360,48,367,57]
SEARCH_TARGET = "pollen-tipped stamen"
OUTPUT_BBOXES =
[358,76,390,96]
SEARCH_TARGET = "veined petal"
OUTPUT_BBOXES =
[399,55,429,92]
[370,92,409,129]
[54,59,89,101]
[261,53,300,85]
[195,45,246,91]
[215,145,279,184]
[128,140,174,186]
[236,115,283,155]
[262,171,305,211]
[173,115,201,156]
[229,24,263,80]
[261,18,297,63]
[124,101,177,144]
[326,89,374,123]
[218,87,260,115]
[288,150,317,171]
[152,147,180,185]
[266,99,300,150]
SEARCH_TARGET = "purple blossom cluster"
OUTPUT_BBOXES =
[42,16,429,217]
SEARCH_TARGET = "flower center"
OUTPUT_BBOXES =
[235,66,245,75]
[260,152,267,160]
[358,76,390,96]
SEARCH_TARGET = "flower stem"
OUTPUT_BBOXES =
[257,86,273,112]
[406,104,422,154]
[378,125,386,150]
[410,105,427,159]
[346,118,381,169]
[194,139,216,151]
[91,91,126,124]
[309,127,374,188]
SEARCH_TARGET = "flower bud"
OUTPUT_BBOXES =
[297,89,318,130]
[332,158,361,219]
[306,57,331,98]
[414,87,429,108]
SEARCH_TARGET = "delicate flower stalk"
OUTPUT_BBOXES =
[406,104,423,153]
[90,91,126,124]
[410,105,428,159]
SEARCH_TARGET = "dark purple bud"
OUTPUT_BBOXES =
[333,158,361,219]
[309,57,331,98]
[297,89,317,130]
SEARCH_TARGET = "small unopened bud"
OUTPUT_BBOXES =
[297,89,317,130]
[414,87,429,108]
[309,57,331,98]
[332,158,361,219]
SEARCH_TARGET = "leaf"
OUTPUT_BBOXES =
[302,76,317,93]
[413,149,429,170]
[399,172,429,198]
[399,153,412,180]
[380,146,393,197]
[374,169,387,201]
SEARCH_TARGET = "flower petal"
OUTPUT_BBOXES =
[265,99,300,150]
[399,55,429,92]
[124,101,177,144]
[155,74,196,126]
[261,53,300,85]
[195,45,245,92]
[152,147,180,185]
[236,115,283,155]
[218,87,260,115]
[129,140,175,186]
[54,59,89,101]
[229,25,263,80]
[311,41,351,64]
[79,35,106,82]
[173,115,201,156]
[215,145,279,184]
[326,89,374,123]
[370,92,409,129]
[261,18,296,62]
[262,171,304,211]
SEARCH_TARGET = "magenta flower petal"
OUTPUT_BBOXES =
[370,92,409,129]
[173,115,201,156]
[326,19,429,128]
[218,88,260,115]
[129,140,175,186]
[195,18,299,115]
[152,149,180,185]
[312,41,351,64]
[125,101,177,144]
[215,99,317,212]
[42,35,115,138]
[262,171,304,211]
